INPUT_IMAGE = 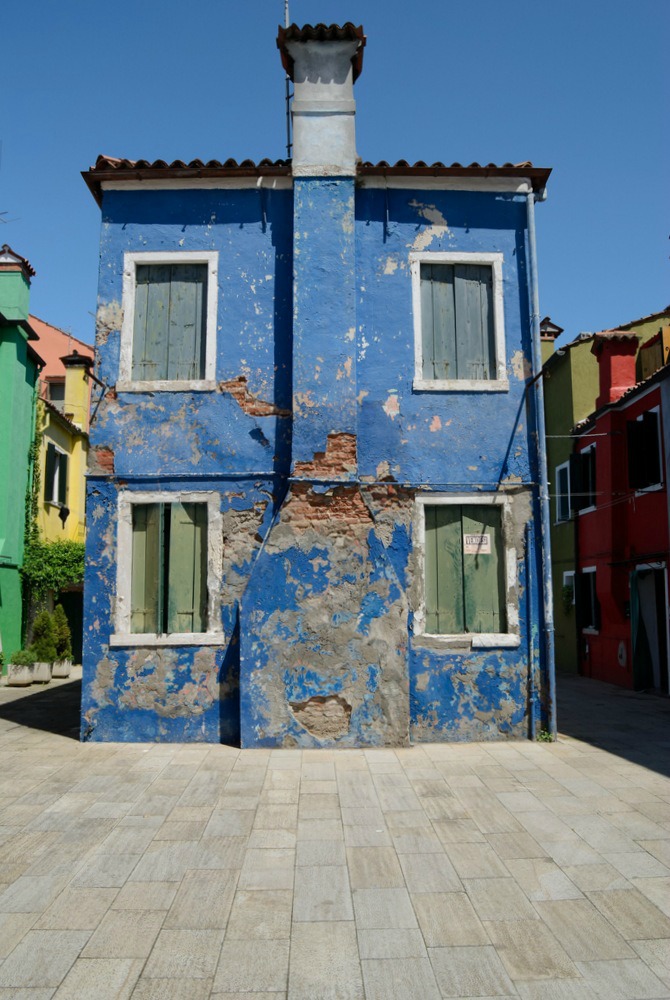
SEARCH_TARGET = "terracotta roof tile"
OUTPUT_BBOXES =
[83,155,550,204]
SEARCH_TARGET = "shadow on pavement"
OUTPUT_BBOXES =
[0,677,81,740]
[556,669,670,778]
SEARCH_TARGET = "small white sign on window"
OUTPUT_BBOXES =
[463,533,491,555]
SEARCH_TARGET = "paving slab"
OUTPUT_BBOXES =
[0,669,668,996]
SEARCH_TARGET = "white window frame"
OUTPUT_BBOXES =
[111,489,224,647]
[118,251,218,392]
[414,493,520,648]
[410,251,508,392]
[555,461,571,524]
[44,441,68,507]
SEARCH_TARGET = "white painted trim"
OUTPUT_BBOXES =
[101,177,293,193]
[114,490,224,644]
[359,176,533,194]
[413,493,520,646]
[409,251,507,392]
[119,251,218,387]
[109,633,225,648]
[116,380,217,393]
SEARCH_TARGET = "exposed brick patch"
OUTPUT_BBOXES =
[219,376,290,417]
[293,432,357,478]
[282,484,372,527]
[89,446,115,474]
[290,695,352,738]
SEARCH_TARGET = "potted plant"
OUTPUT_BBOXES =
[30,610,57,683]
[7,648,38,686]
[52,604,73,678]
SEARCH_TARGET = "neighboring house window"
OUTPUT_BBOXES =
[44,442,67,506]
[411,252,507,391]
[555,462,571,523]
[627,409,662,490]
[577,567,599,631]
[113,491,223,646]
[47,380,65,412]
[562,570,575,610]
[119,251,218,390]
[416,496,519,647]
[570,444,596,512]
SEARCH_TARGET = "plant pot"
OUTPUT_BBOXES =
[52,659,72,679]
[7,663,35,686]
[32,661,52,684]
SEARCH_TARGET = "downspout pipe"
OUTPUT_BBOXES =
[526,187,557,738]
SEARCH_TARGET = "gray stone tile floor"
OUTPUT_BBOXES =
[0,668,668,997]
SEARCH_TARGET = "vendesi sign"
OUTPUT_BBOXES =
[463,534,491,555]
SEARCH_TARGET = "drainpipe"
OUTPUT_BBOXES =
[526,187,556,738]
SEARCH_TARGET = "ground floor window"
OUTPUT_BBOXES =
[578,567,599,631]
[113,491,223,645]
[131,502,207,634]
[419,497,516,642]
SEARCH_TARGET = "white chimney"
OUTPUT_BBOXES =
[277,24,366,176]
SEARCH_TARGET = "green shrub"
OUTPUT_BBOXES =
[52,604,73,660]
[9,649,37,666]
[30,610,57,662]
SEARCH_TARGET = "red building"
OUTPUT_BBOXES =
[574,332,670,693]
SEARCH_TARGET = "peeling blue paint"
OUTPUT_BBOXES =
[83,160,548,745]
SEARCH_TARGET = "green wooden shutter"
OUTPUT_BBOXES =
[131,504,163,633]
[57,453,68,506]
[166,264,207,380]
[425,505,464,634]
[454,265,495,380]
[167,502,207,633]
[462,505,506,633]
[45,443,57,502]
[132,265,171,380]
[421,263,457,381]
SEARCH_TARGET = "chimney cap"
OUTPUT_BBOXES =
[0,244,36,279]
[277,23,366,82]
[61,349,94,369]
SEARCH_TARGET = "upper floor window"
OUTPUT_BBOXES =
[627,409,662,491]
[571,444,596,513]
[118,252,218,391]
[44,442,67,506]
[411,252,507,392]
[47,380,65,412]
[555,461,571,523]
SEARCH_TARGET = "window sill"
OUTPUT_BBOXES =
[634,483,663,496]
[577,506,596,515]
[413,378,509,393]
[581,628,599,635]
[109,632,225,648]
[414,632,520,650]
[116,380,217,393]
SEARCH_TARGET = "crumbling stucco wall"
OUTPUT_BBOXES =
[240,484,409,747]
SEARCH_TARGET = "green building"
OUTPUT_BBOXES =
[0,245,42,668]
[542,308,670,674]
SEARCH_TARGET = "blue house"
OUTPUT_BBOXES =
[81,23,554,746]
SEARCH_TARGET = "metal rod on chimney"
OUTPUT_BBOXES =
[284,0,292,159]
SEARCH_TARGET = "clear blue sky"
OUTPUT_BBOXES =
[2,0,667,348]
